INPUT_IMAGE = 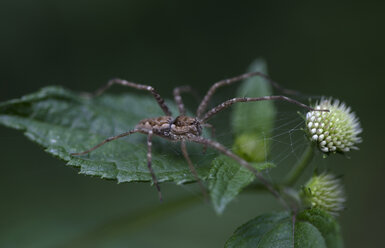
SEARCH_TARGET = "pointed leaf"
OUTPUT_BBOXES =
[231,58,276,135]
[208,155,275,214]
[0,86,215,184]
[231,59,276,163]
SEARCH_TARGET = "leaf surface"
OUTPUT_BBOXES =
[225,208,343,248]
[0,86,215,184]
[208,155,275,214]
[208,59,278,213]
[231,59,276,135]
[231,59,276,162]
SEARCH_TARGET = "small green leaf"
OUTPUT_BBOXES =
[231,59,276,162]
[208,155,275,214]
[231,58,275,135]
[225,208,343,248]
[0,86,215,184]
[208,59,278,214]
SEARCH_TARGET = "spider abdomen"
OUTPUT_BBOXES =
[136,115,202,141]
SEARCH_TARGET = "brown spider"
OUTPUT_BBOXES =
[71,72,322,202]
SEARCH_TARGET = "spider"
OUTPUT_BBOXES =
[71,72,322,201]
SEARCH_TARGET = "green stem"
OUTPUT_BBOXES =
[284,144,314,186]
[60,194,201,248]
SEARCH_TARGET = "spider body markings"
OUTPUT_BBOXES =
[136,115,202,141]
[71,72,326,203]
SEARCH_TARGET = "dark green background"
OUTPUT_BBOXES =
[0,1,383,247]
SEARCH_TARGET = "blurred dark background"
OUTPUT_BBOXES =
[0,1,383,247]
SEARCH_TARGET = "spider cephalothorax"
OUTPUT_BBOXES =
[71,72,324,201]
[170,115,202,139]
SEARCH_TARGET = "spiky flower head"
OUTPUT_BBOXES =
[306,98,362,153]
[301,173,346,216]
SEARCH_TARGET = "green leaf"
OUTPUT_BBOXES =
[231,58,276,135]
[225,208,343,248]
[0,86,216,184]
[225,212,291,247]
[296,208,344,248]
[231,59,276,162]
[208,155,275,214]
[207,59,278,214]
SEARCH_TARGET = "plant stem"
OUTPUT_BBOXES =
[284,144,314,186]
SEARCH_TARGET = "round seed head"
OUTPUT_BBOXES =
[301,173,346,216]
[305,98,362,153]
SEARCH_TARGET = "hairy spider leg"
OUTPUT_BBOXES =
[71,129,140,156]
[180,140,208,200]
[173,86,212,199]
[147,130,162,201]
[173,85,200,115]
[201,95,328,123]
[189,136,289,209]
[93,78,172,116]
[196,71,300,118]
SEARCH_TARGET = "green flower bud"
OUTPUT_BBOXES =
[301,173,346,216]
[306,98,362,153]
[233,133,267,162]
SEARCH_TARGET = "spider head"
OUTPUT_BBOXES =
[171,116,202,137]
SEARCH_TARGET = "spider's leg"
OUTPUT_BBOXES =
[189,136,289,209]
[147,130,162,201]
[71,129,140,156]
[173,85,200,115]
[190,137,257,173]
[196,72,299,118]
[201,96,327,123]
[180,140,208,200]
[92,78,172,116]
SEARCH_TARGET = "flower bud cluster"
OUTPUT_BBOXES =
[302,173,346,216]
[306,98,362,153]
